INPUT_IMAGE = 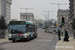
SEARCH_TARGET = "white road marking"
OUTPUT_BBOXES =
[55,38,58,50]
[34,39,52,42]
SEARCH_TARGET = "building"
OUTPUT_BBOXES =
[69,0,75,32]
[57,9,69,25]
[11,19,18,21]
[36,19,45,28]
[36,19,45,25]
[20,12,34,21]
[0,0,1,16]
[50,19,56,23]
[0,0,12,24]
[69,0,75,23]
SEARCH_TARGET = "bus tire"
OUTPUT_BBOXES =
[35,34,37,38]
[12,40,15,42]
[35,35,37,38]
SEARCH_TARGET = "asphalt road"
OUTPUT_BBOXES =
[0,28,58,50]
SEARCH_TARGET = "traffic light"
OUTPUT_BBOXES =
[62,17,64,25]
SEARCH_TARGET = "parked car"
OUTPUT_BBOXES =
[48,28,53,33]
[48,27,58,33]
[56,29,58,33]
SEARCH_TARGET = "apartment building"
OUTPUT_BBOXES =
[20,12,34,21]
[0,0,12,24]
[57,9,69,25]
[0,0,1,16]
[69,0,75,22]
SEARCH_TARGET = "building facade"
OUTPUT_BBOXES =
[57,9,69,25]
[36,19,45,28]
[69,0,75,22]
[0,0,12,24]
[20,12,34,21]
[69,0,75,32]
[11,19,18,21]
[0,0,1,16]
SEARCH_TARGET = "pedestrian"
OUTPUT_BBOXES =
[58,30,61,40]
[64,29,69,42]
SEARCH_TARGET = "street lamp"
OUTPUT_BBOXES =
[20,8,33,21]
[43,11,54,27]
[43,11,54,21]
[42,14,48,21]
[51,3,67,10]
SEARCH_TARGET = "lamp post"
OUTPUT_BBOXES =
[42,14,48,21]
[51,3,67,10]
[42,14,48,26]
[43,11,54,27]
[20,8,33,21]
[43,11,54,21]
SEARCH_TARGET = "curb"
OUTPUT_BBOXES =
[0,37,9,44]
[0,41,9,45]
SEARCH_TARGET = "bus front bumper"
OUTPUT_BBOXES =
[8,36,28,40]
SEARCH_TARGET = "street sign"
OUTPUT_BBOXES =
[56,24,58,27]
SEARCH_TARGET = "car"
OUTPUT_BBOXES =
[48,28,53,33]
[56,29,58,33]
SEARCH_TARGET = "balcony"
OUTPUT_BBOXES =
[7,0,12,4]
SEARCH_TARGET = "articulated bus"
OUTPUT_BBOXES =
[8,21,37,42]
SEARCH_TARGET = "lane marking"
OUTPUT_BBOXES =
[55,38,58,50]
[34,39,52,42]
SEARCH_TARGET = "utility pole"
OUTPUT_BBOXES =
[43,11,54,27]
[51,3,67,10]
[42,14,48,21]
[42,14,48,26]
[20,8,33,21]
[43,11,54,21]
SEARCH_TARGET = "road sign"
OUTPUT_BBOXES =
[56,24,58,27]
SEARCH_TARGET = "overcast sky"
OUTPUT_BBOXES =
[11,0,69,21]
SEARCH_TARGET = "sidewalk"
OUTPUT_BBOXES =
[56,37,75,50]
[0,37,8,44]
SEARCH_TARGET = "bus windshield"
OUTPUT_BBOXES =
[9,25,26,33]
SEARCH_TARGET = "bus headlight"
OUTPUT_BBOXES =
[25,36,27,38]
[9,36,11,38]
[23,34,29,36]
[8,34,12,38]
[23,34,29,38]
[9,34,12,36]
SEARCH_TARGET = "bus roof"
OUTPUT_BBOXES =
[26,21,34,25]
[8,21,25,25]
[9,21,35,25]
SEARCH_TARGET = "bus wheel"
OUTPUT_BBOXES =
[35,35,37,38]
[35,34,37,38]
[12,40,15,42]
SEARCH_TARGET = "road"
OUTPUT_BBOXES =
[0,28,57,50]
